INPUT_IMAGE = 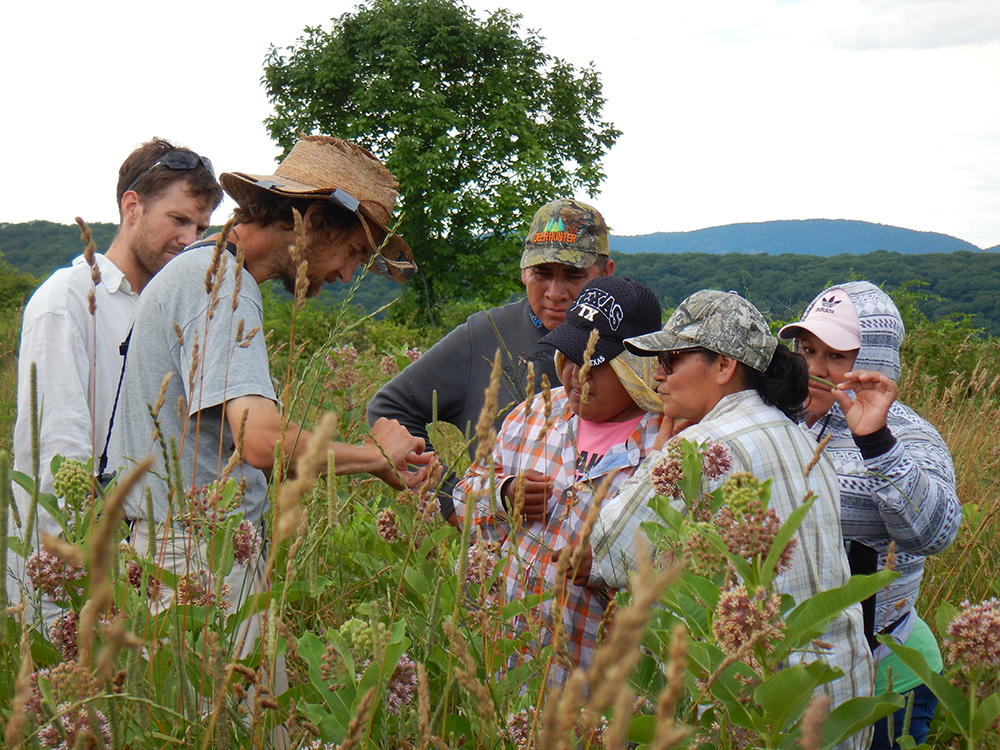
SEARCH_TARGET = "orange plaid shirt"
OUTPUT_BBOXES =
[453,388,663,682]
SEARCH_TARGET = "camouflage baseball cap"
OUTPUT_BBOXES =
[520,199,610,269]
[625,290,778,373]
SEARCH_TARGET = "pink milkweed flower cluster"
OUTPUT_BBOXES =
[459,540,500,597]
[712,584,785,659]
[716,497,797,576]
[39,704,112,750]
[25,549,85,603]
[944,598,1000,669]
[174,570,231,610]
[651,440,733,501]
[376,508,402,543]
[233,519,263,567]
[503,706,536,749]
[386,653,417,714]
[325,344,360,389]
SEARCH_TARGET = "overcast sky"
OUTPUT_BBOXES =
[4,0,998,248]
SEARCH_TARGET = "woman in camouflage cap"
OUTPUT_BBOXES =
[590,291,873,748]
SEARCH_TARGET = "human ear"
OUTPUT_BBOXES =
[120,191,141,225]
[715,356,740,386]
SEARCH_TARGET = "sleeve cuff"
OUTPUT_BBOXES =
[437,472,458,519]
[853,424,897,460]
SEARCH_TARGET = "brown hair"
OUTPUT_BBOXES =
[116,137,223,214]
[232,192,369,250]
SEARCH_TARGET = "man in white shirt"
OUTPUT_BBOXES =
[7,138,223,627]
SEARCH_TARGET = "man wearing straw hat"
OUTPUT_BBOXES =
[8,137,222,625]
[114,136,430,738]
[368,198,616,526]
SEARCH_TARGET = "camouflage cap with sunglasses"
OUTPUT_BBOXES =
[625,290,778,373]
[519,199,610,269]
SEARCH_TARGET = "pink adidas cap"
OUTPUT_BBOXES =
[778,287,861,351]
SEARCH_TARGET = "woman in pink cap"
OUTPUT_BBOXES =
[779,281,961,749]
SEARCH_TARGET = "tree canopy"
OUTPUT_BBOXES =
[262,0,620,322]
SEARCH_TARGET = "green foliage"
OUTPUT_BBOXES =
[615,249,1000,336]
[0,252,38,312]
[0,221,117,280]
[262,0,620,322]
[4,242,999,747]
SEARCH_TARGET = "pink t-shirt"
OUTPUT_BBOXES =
[575,415,643,478]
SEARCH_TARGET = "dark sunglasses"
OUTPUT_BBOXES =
[125,150,215,194]
[656,347,710,374]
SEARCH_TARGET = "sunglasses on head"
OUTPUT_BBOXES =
[125,150,215,195]
[656,347,710,374]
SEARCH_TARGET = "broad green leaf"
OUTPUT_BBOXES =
[753,661,837,731]
[882,638,976,737]
[821,693,906,749]
[971,692,1000,738]
[782,570,897,650]
[934,601,959,636]
[628,714,659,744]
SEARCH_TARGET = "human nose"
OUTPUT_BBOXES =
[544,276,573,301]
[653,364,667,382]
[179,224,200,247]
[807,355,828,377]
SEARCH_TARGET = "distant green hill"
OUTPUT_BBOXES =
[609,219,985,256]
[3,219,998,335]
[0,221,120,279]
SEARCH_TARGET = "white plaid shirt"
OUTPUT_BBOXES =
[591,390,873,746]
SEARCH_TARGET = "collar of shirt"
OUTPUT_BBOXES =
[72,253,136,296]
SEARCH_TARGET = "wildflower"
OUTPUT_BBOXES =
[52,459,92,511]
[717,472,768,517]
[38,703,112,749]
[683,523,728,578]
[699,441,732,480]
[126,560,162,601]
[380,355,399,377]
[503,706,537,749]
[325,344,360,389]
[27,661,98,718]
[944,598,1000,668]
[49,611,79,661]
[329,344,358,367]
[577,709,608,746]
[233,519,263,567]
[712,584,785,658]
[306,742,337,750]
[459,541,500,596]
[417,491,438,522]
[25,549,86,602]
[386,654,417,714]
[716,497,797,574]
[174,571,231,610]
[376,508,401,543]
[650,449,684,500]
[405,347,421,362]
[341,618,389,661]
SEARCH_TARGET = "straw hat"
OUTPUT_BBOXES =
[221,136,416,283]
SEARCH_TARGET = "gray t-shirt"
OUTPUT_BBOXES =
[117,244,275,525]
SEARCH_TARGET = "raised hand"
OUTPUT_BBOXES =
[833,370,899,436]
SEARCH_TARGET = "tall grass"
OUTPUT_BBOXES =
[3,265,1000,749]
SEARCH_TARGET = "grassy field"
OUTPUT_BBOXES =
[2,272,1000,749]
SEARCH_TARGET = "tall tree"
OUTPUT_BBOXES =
[263,0,620,322]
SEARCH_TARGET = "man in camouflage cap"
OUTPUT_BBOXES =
[368,198,615,525]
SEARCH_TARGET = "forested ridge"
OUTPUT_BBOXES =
[3,220,999,335]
